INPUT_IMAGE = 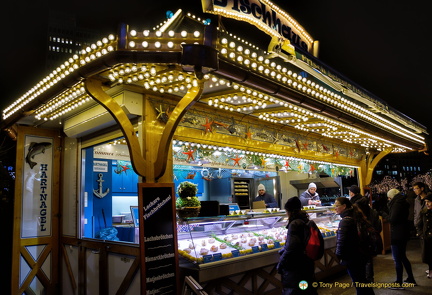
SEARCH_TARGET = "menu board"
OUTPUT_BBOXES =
[138,183,179,294]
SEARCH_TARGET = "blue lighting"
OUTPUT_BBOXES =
[166,11,174,19]
[204,18,211,25]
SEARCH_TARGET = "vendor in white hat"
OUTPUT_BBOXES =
[255,183,278,208]
[299,182,321,207]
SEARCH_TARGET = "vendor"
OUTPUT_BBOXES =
[255,184,278,208]
[299,182,321,207]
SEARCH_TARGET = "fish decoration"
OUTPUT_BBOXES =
[213,120,229,129]
[309,164,317,173]
[201,169,214,181]
[245,127,253,139]
[155,105,170,123]
[25,142,52,169]
[295,139,301,153]
[226,117,238,135]
[202,117,213,133]
[281,136,293,144]
[231,155,242,166]
[255,132,268,140]
[186,171,196,179]
[182,116,199,125]
[113,161,132,174]
[183,149,195,162]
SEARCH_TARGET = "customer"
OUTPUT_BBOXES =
[413,182,429,236]
[334,197,375,295]
[277,197,317,295]
[381,189,417,289]
[299,182,321,207]
[349,185,382,282]
[349,185,369,214]
[418,193,432,278]
[255,184,277,208]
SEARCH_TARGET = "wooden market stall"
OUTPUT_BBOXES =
[2,1,428,294]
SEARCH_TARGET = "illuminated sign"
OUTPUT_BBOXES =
[202,0,314,52]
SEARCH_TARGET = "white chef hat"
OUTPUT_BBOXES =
[258,184,265,191]
[308,182,317,189]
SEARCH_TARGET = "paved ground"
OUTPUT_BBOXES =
[317,238,430,294]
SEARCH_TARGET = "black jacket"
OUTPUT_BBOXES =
[277,212,315,289]
[254,192,277,208]
[418,209,432,264]
[351,194,382,233]
[382,193,410,243]
[335,208,361,261]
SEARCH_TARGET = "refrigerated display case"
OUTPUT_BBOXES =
[177,206,345,291]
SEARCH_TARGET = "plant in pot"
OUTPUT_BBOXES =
[176,181,201,218]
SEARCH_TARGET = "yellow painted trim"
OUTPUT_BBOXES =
[11,126,61,294]
[85,78,147,178]
[154,82,204,180]
[360,149,392,187]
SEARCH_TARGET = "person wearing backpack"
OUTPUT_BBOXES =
[381,189,417,289]
[349,185,382,282]
[334,197,375,295]
[277,197,319,295]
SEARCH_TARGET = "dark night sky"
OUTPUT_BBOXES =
[1,0,431,133]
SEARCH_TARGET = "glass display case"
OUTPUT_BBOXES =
[177,206,340,265]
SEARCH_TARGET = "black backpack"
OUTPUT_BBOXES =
[357,218,383,257]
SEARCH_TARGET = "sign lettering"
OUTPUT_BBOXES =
[202,0,313,52]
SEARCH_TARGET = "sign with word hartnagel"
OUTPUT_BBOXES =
[22,136,54,238]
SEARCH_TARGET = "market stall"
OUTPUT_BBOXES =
[2,1,427,294]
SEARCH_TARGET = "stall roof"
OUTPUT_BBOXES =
[1,10,427,153]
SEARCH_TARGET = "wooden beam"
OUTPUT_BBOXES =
[85,77,147,179]
[154,81,204,180]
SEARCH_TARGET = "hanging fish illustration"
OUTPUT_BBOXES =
[25,142,52,169]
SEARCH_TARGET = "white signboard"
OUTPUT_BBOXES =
[93,143,131,160]
[93,160,108,172]
[22,136,53,238]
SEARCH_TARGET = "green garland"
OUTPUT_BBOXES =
[211,234,244,250]
[248,231,276,241]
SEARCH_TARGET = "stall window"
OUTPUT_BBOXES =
[81,139,139,243]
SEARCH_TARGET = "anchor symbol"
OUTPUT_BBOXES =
[94,173,110,198]
[217,168,223,179]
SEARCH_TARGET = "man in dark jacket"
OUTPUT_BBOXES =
[413,182,429,236]
[349,185,370,215]
[255,183,277,208]
[382,189,417,289]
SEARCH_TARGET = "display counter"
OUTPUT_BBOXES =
[177,207,345,293]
